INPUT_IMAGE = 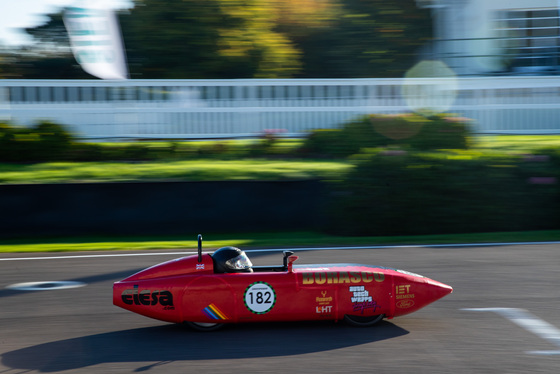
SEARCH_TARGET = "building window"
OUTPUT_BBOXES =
[495,8,560,72]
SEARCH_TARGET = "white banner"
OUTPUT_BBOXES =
[63,3,128,80]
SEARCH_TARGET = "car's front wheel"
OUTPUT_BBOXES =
[184,321,225,332]
[343,314,384,327]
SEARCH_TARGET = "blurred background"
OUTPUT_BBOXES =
[0,0,559,240]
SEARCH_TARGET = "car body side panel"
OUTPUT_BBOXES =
[179,265,393,323]
[114,278,187,324]
[294,266,392,321]
[181,276,236,323]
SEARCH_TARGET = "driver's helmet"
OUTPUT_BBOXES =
[212,246,253,273]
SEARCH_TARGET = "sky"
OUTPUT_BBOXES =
[0,0,131,47]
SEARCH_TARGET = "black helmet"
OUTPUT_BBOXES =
[212,246,253,273]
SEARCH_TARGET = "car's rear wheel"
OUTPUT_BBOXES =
[343,314,384,327]
[184,321,224,332]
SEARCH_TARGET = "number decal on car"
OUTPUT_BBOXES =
[244,282,276,314]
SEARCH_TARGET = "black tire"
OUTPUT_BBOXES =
[184,321,225,332]
[343,314,384,327]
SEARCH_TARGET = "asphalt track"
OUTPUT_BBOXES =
[1,243,559,373]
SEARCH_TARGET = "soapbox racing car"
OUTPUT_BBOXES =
[113,236,452,331]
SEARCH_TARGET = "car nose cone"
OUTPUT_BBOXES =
[426,279,453,298]
[394,277,453,317]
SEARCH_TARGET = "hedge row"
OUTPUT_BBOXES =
[0,122,281,162]
[326,149,560,236]
[300,113,472,157]
[0,113,471,162]
[0,122,73,162]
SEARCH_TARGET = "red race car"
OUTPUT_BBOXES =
[113,236,452,331]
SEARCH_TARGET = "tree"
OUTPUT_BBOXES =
[24,13,68,46]
[0,12,89,79]
[122,0,301,78]
[278,0,433,78]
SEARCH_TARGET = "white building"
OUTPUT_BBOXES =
[420,0,560,76]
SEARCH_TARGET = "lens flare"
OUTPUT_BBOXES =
[402,60,458,114]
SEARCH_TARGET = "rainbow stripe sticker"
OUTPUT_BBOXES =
[202,304,228,320]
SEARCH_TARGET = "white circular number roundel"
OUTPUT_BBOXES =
[244,282,276,314]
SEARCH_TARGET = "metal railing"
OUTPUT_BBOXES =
[1,77,559,139]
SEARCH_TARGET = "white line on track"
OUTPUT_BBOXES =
[462,308,560,355]
[1,240,560,262]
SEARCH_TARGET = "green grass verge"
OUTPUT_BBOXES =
[0,159,351,184]
[474,135,560,152]
[0,135,559,184]
[1,230,559,253]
